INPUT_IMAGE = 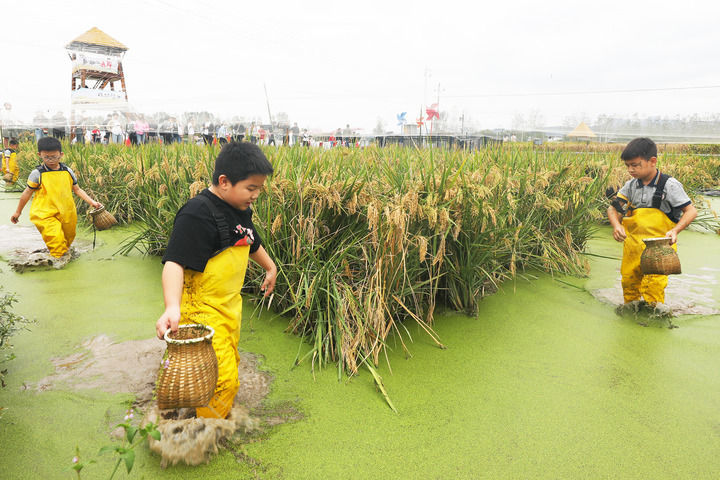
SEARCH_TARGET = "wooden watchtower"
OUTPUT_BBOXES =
[66,27,129,109]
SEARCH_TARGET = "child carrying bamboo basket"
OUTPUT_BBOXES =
[155,141,277,419]
[10,137,102,264]
[606,137,697,312]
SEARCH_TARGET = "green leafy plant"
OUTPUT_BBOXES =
[70,446,95,479]
[72,409,161,479]
[0,287,34,390]
[100,410,161,479]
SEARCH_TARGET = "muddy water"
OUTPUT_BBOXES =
[1,190,719,479]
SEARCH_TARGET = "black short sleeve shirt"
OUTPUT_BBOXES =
[162,189,262,272]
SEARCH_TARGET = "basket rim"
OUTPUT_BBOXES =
[164,323,215,344]
[642,237,672,243]
[88,205,106,216]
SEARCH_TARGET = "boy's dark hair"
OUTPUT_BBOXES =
[37,136,62,153]
[212,141,273,185]
[9,138,18,146]
[621,137,656,161]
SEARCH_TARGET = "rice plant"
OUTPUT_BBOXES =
[12,140,719,377]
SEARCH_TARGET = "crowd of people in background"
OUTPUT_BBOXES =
[3,109,362,149]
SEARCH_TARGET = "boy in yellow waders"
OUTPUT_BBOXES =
[2,138,19,185]
[607,137,697,311]
[156,142,277,419]
[10,137,101,261]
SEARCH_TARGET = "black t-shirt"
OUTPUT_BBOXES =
[162,189,262,272]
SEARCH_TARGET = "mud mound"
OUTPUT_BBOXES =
[35,335,165,406]
[33,334,294,469]
[236,351,272,408]
[35,335,275,410]
[0,222,95,271]
[7,247,79,272]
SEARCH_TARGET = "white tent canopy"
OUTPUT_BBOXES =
[567,122,597,139]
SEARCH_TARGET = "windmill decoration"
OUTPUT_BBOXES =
[426,103,440,136]
[396,112,407,133]
[416,105,425,135]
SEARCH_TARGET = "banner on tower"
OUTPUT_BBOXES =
[71,88,126,105]
[69,50,120,74]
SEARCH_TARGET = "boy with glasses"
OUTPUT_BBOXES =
[2,138,19,185]
[10,137,101,264]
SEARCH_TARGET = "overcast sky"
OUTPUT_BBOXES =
[2,0,720,132]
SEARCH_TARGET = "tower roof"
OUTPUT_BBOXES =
[66,27,127,51]
[567,121,597,138]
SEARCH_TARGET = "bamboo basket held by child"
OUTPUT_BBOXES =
[157,324,219,409]
[640,237,681,275]
[88,205,118,230]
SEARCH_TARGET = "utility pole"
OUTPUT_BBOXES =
[263,83,273,126]
[424,68,430,107]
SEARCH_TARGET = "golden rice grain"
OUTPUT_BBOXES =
[417,235,428,262]
[271,214,283,234]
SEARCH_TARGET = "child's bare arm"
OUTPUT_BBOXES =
[249,245,277,296]
[71,184,101,209]
[666,204,698,244]
[156,261,185,339]
[607,205,626,242]
[10,187,33,224]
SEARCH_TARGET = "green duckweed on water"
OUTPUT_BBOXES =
[1,191,719,479]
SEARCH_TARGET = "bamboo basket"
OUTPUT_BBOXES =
[640,237,681,275]
[88,206,118,230]
[157,324,218,409]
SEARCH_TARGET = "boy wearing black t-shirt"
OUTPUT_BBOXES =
[156,142,277,419]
